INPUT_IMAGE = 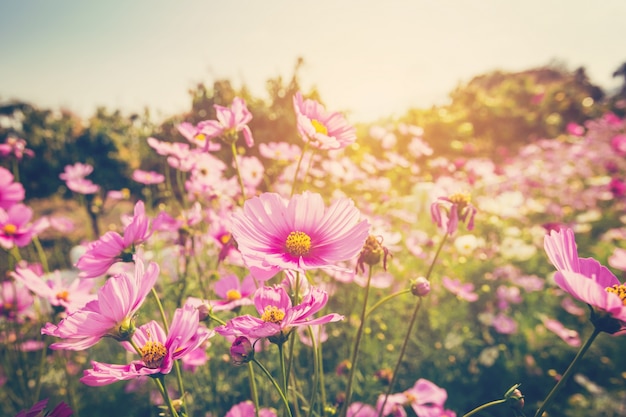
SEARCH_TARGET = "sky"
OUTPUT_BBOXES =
[1,0,625,123]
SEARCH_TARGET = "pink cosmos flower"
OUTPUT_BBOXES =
[131,169,165,185]
[66,178,100,195]
[0,167,25,209]
[259,141,301,162]
[0,203,34,249]
[196,97,254,148]
[76,200,152,278]
[0,136,34,161]
[347,403,377,417]
[403,378,452,417]
[442,277,479,302]
[41,259,159,350]
[492,313,518,334]
[211,273,256,311]
[544,228,626,334]
[608,247,626,271]
[14,398,72,417]
[59,162,94,182]
[80,303,213,385]
[215,285,343,342]
[1,280,34,322]
[11,266,96,314]
[293,91,356,150]
[430,192,477,235]
[231,191,369,280]
[224,401,277,417]
[237,155,264,189]
[177,121,221,151]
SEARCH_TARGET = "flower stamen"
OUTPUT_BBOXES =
[285,231,312,257]
[606,284,626,306]
[3,224,17,235]
[56,290,69,302]
[261,305,285,323]
[226,289,242,301]
[141,340,168,369]
[311,119,328,135]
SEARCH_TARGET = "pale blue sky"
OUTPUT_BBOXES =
[1,1,625,122]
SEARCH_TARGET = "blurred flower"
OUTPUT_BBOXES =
[42,259,159,350]
[347,402,377,417]
[0,136,34,160]
[496,285,522,310]
[14,398,72,417]
[230,191,369,280]
[492,313,518,334]
[566,122,585,136]
[76,200,152,278]
[177,121,221,151]
[0,167,25,209]
[442,277,478,302]
[375,393,407,417]
[224,401,276,417]
[403,378,451,417]
[293,91,356,150]
[132,169,165,185]
[608,247,626,271]
[430,192,476,235]
[0,203,34,249]
[11,266,96,314]
[259,141,301,162]
[230,336,254,365]
[216,285,343,344]
[541,317,581,347]
[59,162,94,182]
[196,97,254,148]
[66,178,99,195]
[544,227,626,333]
[0,280,34,322]
[237,155,264,189]
[81,303,213,386]
[610,133,626,156]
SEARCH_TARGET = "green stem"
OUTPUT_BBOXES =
[340,266,374,417]
[279,342,288,397]
[462,399,507,417]
[290,140,310,197]
[231,142,247,202]
[31,236,49,274]
[364,289,411,320]
[158,374,180,417]
[306,326,320,417]
[533,327,601,417]
[247,362,261,417]
[425,233,449,282]
[377,298,423,417]
[253,358,294,417]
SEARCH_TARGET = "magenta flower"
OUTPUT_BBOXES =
[59,162,94,182]
[216,285,343,343]
[11,266,96,314]
[14,398,72,417]
[403,378,451,417]
[196,97,254,148]
[66,178,100,195]
[544,228,624,322]
[211,273,256,311]
[224,401,277,417]
[542,317,581,347]
[76,200,152,278]
[0,203,34,249]
[41,259,159,350]
[293,91,356,150]
[430,192,476,235]
[80,303,213,385]
[177,121,221,151]
[0,136,34,161]
[1,279,34,321]
[131,169,165,185]
[231,191,369,280]
[442,277,478,302]
[347,403,378,417]
[0,167,25,209]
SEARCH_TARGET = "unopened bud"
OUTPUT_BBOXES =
[230,336,254,365]
[410,276,430,297]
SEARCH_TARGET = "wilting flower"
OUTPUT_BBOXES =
[231,191,369,280]
[14,398,72,417]
[216,285,343,343]
[196,97,254,147]
[430,192,477,235]
[11,266,96,314]
[0,167,25,209]
[76,200,152,278]
[132,169,165,185]
[544,227,626,333]
[0,203,34,249]
[356,235,391,274]
[293,91,356,150]
[41,259,159,350]
[80,303,213,385]
[224,401,277,417]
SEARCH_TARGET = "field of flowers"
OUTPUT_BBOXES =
[1,87,626,417]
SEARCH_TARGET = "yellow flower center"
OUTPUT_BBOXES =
[261,305,285,323]
[226,289,242,301]
[606,284,626,306]
[311,119,328,135]
[195,133,207,142]
[3,224,17,235]
[405,392,417,403]
[56,290,69,302]
[220,233,231,245]
[141,340,168,369]
[285,231,312,257]
[449,192,471,206]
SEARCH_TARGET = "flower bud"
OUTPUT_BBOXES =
[410,277,430,297]
[230,336,254,365]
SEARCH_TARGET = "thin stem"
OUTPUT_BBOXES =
[462,399,507,417]
[425,233,449,282]
[377,298,423,417]
[340,266,374,417]
[364,289,411,320]
[279,342,288,397]
[533,327,601,417]
[31,236,49,273]
[247,362,261,417]
[158,375,180,417]
[290,141,310,197]
[306,326,320,417]
[231,142,247,202]
[253,358,294,417]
